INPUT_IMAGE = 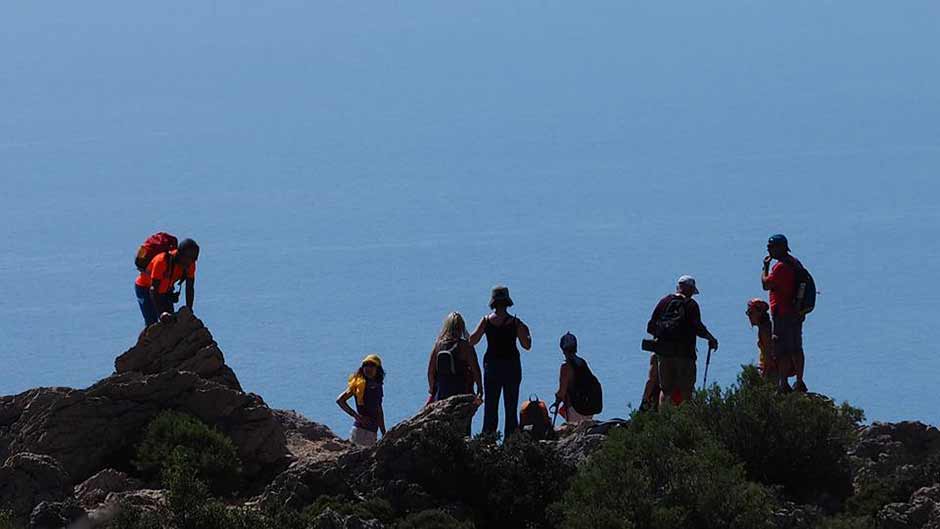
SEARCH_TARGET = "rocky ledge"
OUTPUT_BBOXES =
[1,310,938,529]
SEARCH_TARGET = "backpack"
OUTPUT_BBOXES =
[790,260,817,317]
[519,396,553,440]
[568,359,603,416]
[135,232,178,272]
[436,341,462,377]
[654,296,691,340]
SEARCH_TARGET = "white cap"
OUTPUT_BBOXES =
[677,275,700,294]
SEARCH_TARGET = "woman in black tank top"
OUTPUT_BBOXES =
[469,285,532,436]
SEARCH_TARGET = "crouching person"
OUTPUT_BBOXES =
[552,332,602,425]
[337,354,386,447]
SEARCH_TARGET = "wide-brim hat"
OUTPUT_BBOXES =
[489,285,514,308]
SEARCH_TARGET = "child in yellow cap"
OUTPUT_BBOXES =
[336,354,386,447]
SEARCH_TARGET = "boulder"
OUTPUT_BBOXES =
[28,500,85,529]
[852,422,940,483]
[274,409,351,462]
[877,484,940,529]
[2,370,289,484]
[115,307,241,391]
[0,453,72,521]
[74,469,144,508]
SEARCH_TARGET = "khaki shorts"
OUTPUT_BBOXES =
[566,407,594,425]
[657,355,696,395]
[350,426,378,447]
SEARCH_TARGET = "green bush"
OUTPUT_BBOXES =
[688,365,864,503]
[0,509,16,529]
[467,433,574,528]
[302,495,395,524]
[134,411,242,496]
[396,509,475,529]
[558,407,775,529]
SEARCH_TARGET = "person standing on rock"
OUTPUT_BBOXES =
[762,234,808,393]
[646,275,718,406]
[134,238,200,326]
[428,312,483,403]
[336,354,386,447]
[469,285,532,437]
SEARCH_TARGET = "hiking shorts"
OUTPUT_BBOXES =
[772,314,803,358]
[656,356,696,395]
[350,426,377,447]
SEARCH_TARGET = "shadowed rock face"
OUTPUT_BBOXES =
[0,452,72,520]
[0,309,292,492]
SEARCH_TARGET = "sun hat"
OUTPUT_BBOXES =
[489,285,514,309]
[677,275,700,295]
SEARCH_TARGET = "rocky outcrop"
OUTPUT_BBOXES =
[310,508,384,529]
[74,469,144,509]
[115,307,241,391]
[0,453,72,521]
[878,485,940,529]
[852,422,940,487]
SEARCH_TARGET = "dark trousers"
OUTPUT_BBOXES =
[135,285,158,326]
[483,358,521,436]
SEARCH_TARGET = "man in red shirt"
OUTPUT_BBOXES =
[134,239,199,326]
[762,234,806,392]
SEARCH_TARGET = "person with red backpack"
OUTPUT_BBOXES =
[134,234,200,326]
[762,234,812,393]
[646,275,719,406]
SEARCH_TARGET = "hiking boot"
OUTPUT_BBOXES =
[794,381,808,393]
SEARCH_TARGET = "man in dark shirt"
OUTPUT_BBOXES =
[762,234,807,393]
[647,275,719,406]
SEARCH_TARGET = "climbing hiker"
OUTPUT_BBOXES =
[551,332,602,425]
[646,275,719,406]
[762,234,811,393]
[134,235,199,327]
[746,298,785,386]
[469,285,532,437]
[336,354,386,447]
[427,312,483,403]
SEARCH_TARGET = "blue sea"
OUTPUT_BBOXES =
[2,1,938,435]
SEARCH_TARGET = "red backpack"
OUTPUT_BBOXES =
[135,232,178,272]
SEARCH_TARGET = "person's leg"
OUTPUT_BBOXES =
[678,358,697,403]
[482,367,502,434]
[793,318,806,391]
[503,378,520,435]
[135,285,158,326]
[641,355,659,411]
[657,356,677,408]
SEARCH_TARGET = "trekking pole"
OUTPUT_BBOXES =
[703,346,714,387]
[551,403,559,428]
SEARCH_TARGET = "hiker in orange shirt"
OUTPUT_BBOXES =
[134,239,200,325]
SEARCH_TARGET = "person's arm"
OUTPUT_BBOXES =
[185,277,195,309]
[554,364,570,406]
[466,343,483,398]
[689,302,719,350]
[427,344,438,395]
[762,256,775,291]
[468,317,486,346]
[335,389,361,423]
[516,318,532,350]
[378,403,386,436]
[759,324,774,359]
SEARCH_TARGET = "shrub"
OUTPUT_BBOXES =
[467,433,574,528]
[688,365,864,503]
[302,496,395,525]
[558,407,775,529]
[396,509,475,529]
[0,509,16,529]
[134,411,242,496]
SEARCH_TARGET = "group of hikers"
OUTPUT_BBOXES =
[131,232,814,448]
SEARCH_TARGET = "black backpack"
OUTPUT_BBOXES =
[568,358,603,416]
[436,341,462,377]
[654,296,691,340]
[789,259,817,317]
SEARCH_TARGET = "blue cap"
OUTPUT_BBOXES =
[768,234,789,250]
